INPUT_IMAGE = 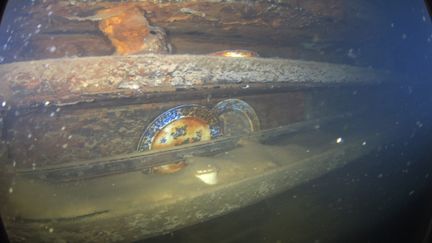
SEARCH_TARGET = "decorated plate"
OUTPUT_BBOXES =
[137,104,223,152]
[213,99,260,136]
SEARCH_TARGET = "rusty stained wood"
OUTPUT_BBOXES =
[0,54,391,108]
[0,0,390,64]
[5,92,306,169]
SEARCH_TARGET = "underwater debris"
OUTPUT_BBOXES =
[209,49,259,58]
[195,164,219,185]
[150,161,188,175]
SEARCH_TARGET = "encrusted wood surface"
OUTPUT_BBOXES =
[0,0,389,65]
[0,54,391,108]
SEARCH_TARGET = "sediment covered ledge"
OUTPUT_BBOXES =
[0,55,392,107]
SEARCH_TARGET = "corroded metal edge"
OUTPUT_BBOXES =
[0,55,392,108]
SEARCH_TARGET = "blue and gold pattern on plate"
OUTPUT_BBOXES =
[214,99,260,136]
[137,104,223,152]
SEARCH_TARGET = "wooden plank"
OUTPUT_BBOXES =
[0,0,389,65]
[0,54,391,108]
[15,114,349,182]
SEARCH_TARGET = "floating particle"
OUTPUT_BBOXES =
[347,48,357,59]
[407,86,413,95]
[48,46,56,53]
[44,101,50,106]
[362,141,367,146]
[8,187,13,194]
[336,137,343,144]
